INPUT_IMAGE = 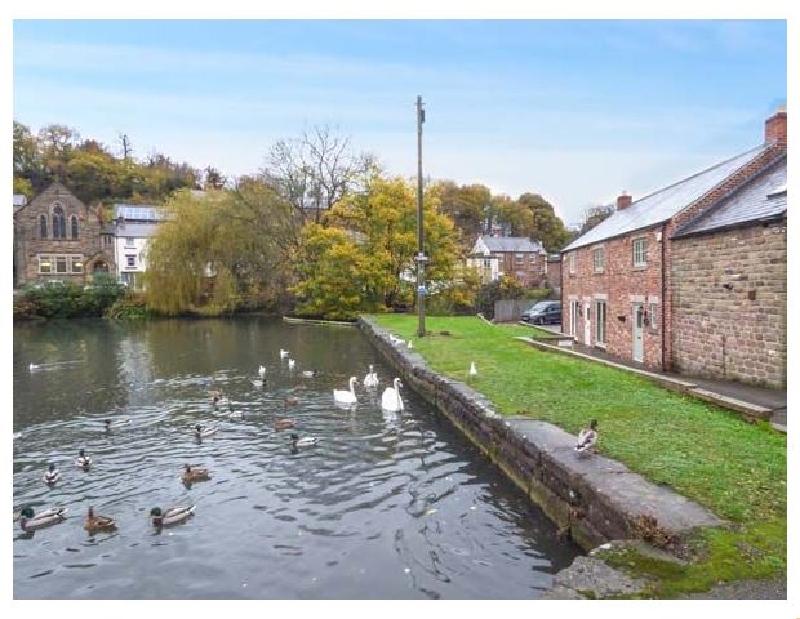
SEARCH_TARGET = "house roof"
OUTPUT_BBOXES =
[672,155,787,238]
[563,143,770,252]
[477,235,545,253]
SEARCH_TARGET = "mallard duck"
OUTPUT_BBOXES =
[258,365,266,377]
[194,424,217,439]
[181,464,211,483]
[104,418,131,431]
[301,370,317,378]
[209,390,226,406]
[574,419,598,456]
[84,507,116,534]
[280,349,290,359]
[333,376,358,404]
[363,365,379,388]
[43,464,60,485]
[274,418,295,430]
[150,506,195,528]
[75,449,92,469]
[19,506,67,531]
[290,433,317,448]
[381,378,405,412]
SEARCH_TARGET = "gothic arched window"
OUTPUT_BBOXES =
[52,204,66,239]
[71,215,79,240]
[39,214,47,239]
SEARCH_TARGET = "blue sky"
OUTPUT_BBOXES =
[13,19,786,226]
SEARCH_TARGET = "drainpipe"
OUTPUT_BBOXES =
[560,251,564,335]
[661,223,667,371]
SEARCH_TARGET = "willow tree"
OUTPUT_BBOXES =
[144,183,295,315]
[293,176,460,318]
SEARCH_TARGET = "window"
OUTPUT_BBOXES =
[125,237,135,247]
[39,256,52,274]
[71,215,79,239]
[126,254,136,268]
[39,214,47,239]
[568,252,575,274]
[649,302,658,331]
[56,257,68,273]
[593,247,605,272]
[515,253,525,265]
[71,257,83,273]
[594,300,606,345]
[633,238,647,267]
[103,235,112,247]
[52,204,66,239]
[484,259,491,269]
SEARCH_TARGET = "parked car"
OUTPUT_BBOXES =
[521,300,561,325]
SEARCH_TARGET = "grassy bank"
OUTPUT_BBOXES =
[370,314,786,597]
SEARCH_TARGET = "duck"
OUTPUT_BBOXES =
[83,507,117,534]
[288,359,296,370]
[363,365,379,388]
[29,363,41,371]
[407,340,413,349]
[209,390,226,406]
[301,370,317,378]
[290,433,317,448]
[469,361,477,377]
[333,376,358,404]
[194,424,217,439]
[274,418,295,431]
[252,377,265,388]
[181,464,211,483]
[574,419,598,456]
[284,396,300,406]
[280,349,290,359]
[43,464,60,485]
[104,418,131,432]
[18,506,67,532]
[150,506,195,528]
[258,365,266,377]
[75,449,92,469]
[381,378,405,412]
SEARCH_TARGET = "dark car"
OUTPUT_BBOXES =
[521,300,561,325]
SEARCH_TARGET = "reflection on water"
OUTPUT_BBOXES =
[13,317,581,599]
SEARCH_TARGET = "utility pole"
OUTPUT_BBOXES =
[415,95,428,338]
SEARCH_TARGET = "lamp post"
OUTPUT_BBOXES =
[415,95,427,338]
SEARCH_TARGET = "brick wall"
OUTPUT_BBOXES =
[13,183,114,287]
[562,227,665,368]
[497,251,546,286]
[671,221,787,388]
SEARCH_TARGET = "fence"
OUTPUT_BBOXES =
[493,299,538,323]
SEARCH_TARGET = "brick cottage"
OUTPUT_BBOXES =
[561,107,787,388]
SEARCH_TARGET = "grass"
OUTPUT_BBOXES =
[370,314,786,595]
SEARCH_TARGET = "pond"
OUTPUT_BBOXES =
[12,317,582,599]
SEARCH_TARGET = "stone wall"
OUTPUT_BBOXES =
[360,317,722,552]
[671,221,787,388]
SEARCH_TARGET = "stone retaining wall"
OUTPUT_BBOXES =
[360,316,722,553]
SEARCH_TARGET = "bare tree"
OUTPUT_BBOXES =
[264,124,377,224]
[117,133,134,160]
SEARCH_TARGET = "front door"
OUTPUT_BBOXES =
[632,304,645,362]
[570,301,579,338]
[584,300,592,345]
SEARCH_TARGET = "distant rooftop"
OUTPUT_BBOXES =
[477,235,545,253]
[563,143,770,251]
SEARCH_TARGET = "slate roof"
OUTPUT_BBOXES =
[563,143,770,251]
[116,221,162,238]
[672,155,787,239]
[477,235,545,253]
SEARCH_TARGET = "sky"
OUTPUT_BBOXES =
[11,18,787,227]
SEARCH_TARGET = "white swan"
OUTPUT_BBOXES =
[252,377,264,388]
[288,359,295,370]
[333,377,358,404]
[258,365,266,377]
[407,340,413,349]
[363,364,379,388]
[381,378,404,412]
[469,361,477,377]
[29,363,41,371]
[280,349,290,359]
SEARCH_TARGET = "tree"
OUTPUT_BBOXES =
[437,181,492,247]
[264,124,378,225]
[204,166,227,190]
[515,192,572,252]
[577,204,615,235]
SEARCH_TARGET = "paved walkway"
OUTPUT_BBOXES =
[518,323,787,432]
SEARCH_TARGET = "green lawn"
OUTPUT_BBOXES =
[370,314,786,595]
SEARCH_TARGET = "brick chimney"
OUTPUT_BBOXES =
[765,105,787,146]
[617,191,632,210]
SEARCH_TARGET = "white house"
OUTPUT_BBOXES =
[466,235,547,286]
[113,205,168,290]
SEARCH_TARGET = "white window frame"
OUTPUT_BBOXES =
[649,301,659,331]
[568,252,575,274]
[515,253,525,265]
[594,299,606,346]
[126,254,136,269]
[593,247,605,273]
[55,256,68,274]
[71,257,84,273]
[38,256,52,274]
[633,238,647,267]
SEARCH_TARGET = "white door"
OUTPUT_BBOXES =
[584,300,592,345]
[632,304,645,362]
[570,301,579,337]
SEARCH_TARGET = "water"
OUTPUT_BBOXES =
[13,317,581,599]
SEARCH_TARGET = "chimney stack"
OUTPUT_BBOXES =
[617,191,632,210]
[765,105,787,146]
